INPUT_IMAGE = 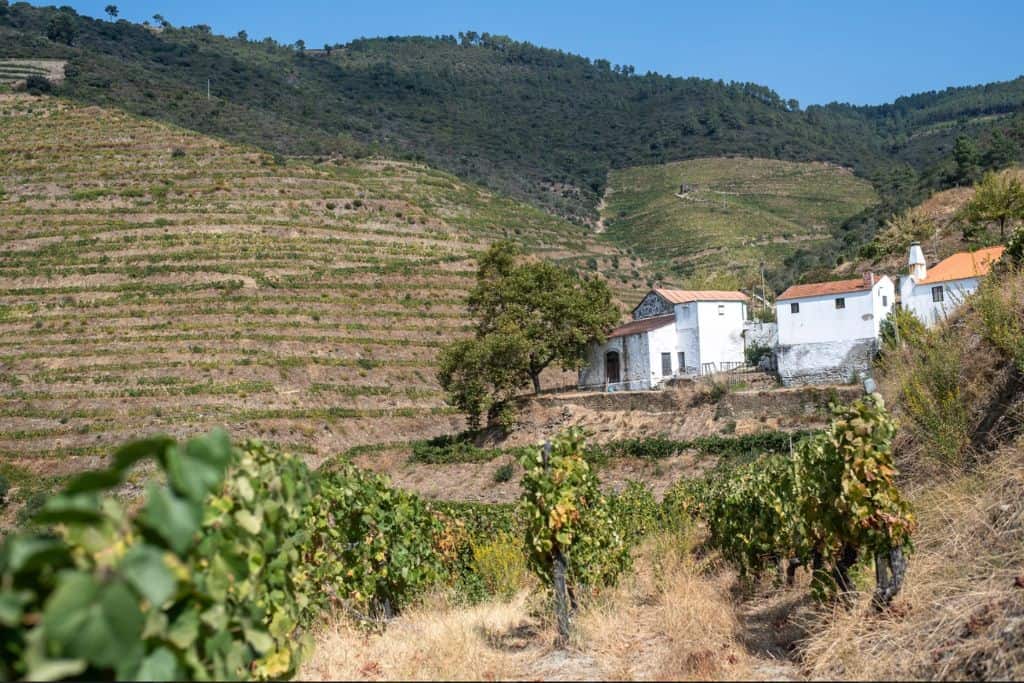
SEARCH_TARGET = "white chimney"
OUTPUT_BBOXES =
[908,242,926,281]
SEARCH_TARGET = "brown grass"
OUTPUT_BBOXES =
[795,447,1024,680]
[300,531,763,681]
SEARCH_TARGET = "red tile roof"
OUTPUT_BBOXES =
[608,314,675,339]
[653,288,749,304]
[918,246,1005,284]
[777,277,875,301]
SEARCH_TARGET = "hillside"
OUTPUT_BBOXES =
[302,253,1024,681]
[0,93,650,488]
[834,165,1023,280]
[0,4,892,223]
[600,157,878,289]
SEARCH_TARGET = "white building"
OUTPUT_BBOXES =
[775,273,895,386]
[899,243,1005,326]
[578,288,749,391]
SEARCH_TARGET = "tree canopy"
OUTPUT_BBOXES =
[438,242,620,427]
[962,171,1024,239]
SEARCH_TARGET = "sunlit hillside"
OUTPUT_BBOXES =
[600,157,878,289]
[0,93,649,489]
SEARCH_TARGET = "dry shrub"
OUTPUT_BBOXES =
[878,268,1024,478]
[796,448,1024,680]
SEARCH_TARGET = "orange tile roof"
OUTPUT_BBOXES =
[652,288,749,304]
[608,314,675,339]
[918,246,1005,284]
[777,277,874,301]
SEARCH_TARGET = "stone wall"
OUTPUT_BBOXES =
[715,385,862,421]
[531,388,688,413]
[776,337,877,387]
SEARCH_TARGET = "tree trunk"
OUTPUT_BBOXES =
[531,372,542,394]
[831,543,859,603]
[786,557,802,586]
[872,547,907,611]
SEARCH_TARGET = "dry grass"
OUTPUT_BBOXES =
[795,447,1024,680]
[300,531,763,681]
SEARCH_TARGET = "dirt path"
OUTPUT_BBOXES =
[595,196,608,234]
[735,589,809,681]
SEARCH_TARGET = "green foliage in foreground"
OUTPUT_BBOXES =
[0,433,446,680]
[668,395,915,594]
[519,429,630,590]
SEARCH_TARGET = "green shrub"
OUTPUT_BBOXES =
[880,306,929,352]
[14,490,46,527]
[671,395,916,596]
[519,429,629,591]
[744,342,771,366]
[470,533,528,601]
[973,269,1024,371]
[493,461,515,483]
[0,432,454,681]
[24,75,52,95]
[607,481,662,543]
[899,329,971,466]
[428,501,522,603]
[308,463,445,615]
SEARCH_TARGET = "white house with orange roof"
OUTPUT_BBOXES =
[578,288,749,390]
[775,273,895,386]
[899,243,1005,326]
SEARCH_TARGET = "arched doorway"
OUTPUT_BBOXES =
[605,350,621,385]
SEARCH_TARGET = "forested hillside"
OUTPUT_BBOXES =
[3,2,1017,232]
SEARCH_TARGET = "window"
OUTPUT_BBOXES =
[790,302,799,314]
[677,351,685,371]
[718,304,725,316]
[661,352,672,377]
[681,305,690,318]
[835,297,846,309]
[931,286,944,303]
[882,295,888,307]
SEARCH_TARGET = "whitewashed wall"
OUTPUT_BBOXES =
[900,277,980,327]
[777,279,893,346]
[645,323,680,385]
[743,321,778,349]
[673,303,701,373]
[695,300,747,369]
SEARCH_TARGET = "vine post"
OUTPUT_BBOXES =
[543,440,572,647]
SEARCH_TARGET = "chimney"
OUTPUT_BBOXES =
[862,271,875,287]
[908,242,926,281]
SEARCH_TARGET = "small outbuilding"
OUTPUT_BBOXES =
[775,273,894,386]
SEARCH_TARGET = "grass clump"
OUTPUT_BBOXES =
[470,533,528,601]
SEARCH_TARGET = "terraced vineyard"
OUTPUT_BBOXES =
[0,93,648,489]
[0,58,65,87]
[601,157,878,289]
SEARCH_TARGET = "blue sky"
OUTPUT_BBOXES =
[39,0,1024,105]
